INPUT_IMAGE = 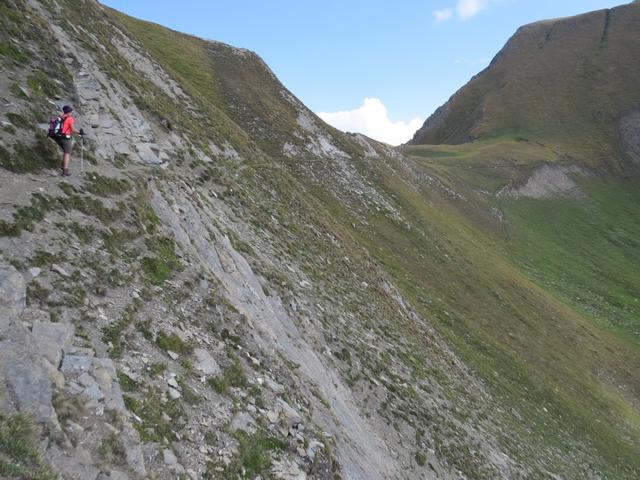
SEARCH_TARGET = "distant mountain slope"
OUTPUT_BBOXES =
[408,1,640,170]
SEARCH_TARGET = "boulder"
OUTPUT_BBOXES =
[194,348,221,376]
[135,143,169,165]
[0,266,26,322]
[32,321,74,367]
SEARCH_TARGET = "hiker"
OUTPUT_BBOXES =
[49,105,84,177]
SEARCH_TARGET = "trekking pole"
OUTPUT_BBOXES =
[80,135,84,176]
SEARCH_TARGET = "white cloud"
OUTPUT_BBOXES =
[434,0,490,22]
[317,98,423,146]
[457,0,489,20]
[434,8,453,23]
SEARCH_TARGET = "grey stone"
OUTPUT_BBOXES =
[0,339,55,424]
[230,411,255,432]
[32,321,74,367]
[64,346,95,357]
[168,387,181,400]
[114,142,131,155]
[51,264,70,278]
[167,376,180,389]
[277,398,303,424]
[271,459,307,480]
[136,143,169,165]
[0,266,26,320]
[29,267,41,278]
[61,355,93,373]
[78,372,97,388]
[194,348,220,376]
[82,383,104,400]
[264,377,285,394]
[163,448,178,466]
[267,410,279,423]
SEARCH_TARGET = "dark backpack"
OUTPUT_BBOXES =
[48,115,64,138]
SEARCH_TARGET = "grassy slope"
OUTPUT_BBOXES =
[336,157,640,477]
[52,2,640,477]
[500,180,640,344]
[409,2,640,170]
[108,7,356,159]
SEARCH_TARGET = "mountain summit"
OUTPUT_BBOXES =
[408,1,640,171]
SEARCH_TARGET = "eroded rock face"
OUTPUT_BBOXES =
[0,260,146,479]
[498,164,587,199]
[620,109,640,169]
[0,266,26,321]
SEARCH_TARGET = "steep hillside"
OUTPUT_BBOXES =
[408,1,640,172]
[1,1,640,480]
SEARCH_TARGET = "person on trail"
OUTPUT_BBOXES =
[54,105,84,177]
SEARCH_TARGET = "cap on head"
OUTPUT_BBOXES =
[62,105,73,114]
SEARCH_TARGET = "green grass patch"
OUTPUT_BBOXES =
[102,303,138,358]
[207,356,247,395]
[98,433,127,466]
[0,194,49,237]
[155,330,193,355]
[9,83,28,99]
[116,370,138,392]
[501,180,640,343]
[84,174,131,197]
[0,136,59,173]
[5,112,32,129]
[26,71,59,98]
[0,412,58,479]
[123,388,182,442]
[142,236,181,284]
[0,41,28,64]
[222,428,286,479]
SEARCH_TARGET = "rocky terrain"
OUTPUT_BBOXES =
[1,1,640,479]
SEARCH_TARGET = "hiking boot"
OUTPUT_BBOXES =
[62,169,70,177]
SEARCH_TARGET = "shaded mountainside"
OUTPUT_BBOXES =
[1,1,640,479]
[408,1,640,172]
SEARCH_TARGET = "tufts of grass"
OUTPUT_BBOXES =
[130,187,160,234]
[0,412,58,480]
[116,370,138,393]
[123,388,182,442]
[102,303,138,358]
[155,330,192,355]
[0,136,59,173]
[207,356,247,395]
[9,83,28,100]
[222,428,287,479]
[30,249,55,267]
[26,71,59,98]
[0,193,51,238]
[141,236,181,285]
[5,113,32,129]
[0,41,28,64]
[98,433,127,466]
[84,174,131,197]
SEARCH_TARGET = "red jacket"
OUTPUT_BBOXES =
[61,115,75,137]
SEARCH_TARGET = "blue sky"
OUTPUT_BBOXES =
[101,0,624,144]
